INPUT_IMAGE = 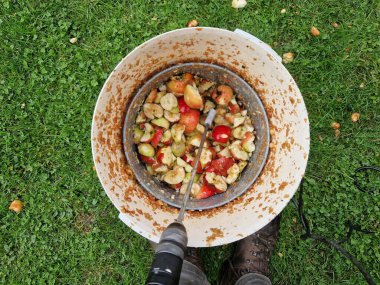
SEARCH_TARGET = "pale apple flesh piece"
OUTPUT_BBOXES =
[151,117,170,129]
[242,132,255,153]
[133,127,144,144]
[180,183,201,196]
[205,172,227,192]
[213,175,228,192]
[229,141,249,161]
[225,163,240,184]
[136,112,147,123]
[172,141,186,157]
[184,84,203,109]
[143,103,164,119]
[171,123,186,143]
[232,126,247,139]
[154,165,168,172]
[203,100,216,113]
[163,166,185,184]
[187,133,202,147]
[217,147,232,158]
[199,148,213,168]
[233,115,246,128]
[138,143,155,157]
[161,129,172,144]
[140,123,155,142]
[158,146,174,166]
[160,93,178,111]
[164,110,181,123]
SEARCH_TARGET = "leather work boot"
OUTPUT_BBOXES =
[184,247,205,272]
[218,216,280,285]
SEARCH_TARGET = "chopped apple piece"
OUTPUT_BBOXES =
[172,141,186,157]
[183,173,199,183]
[179,109,200,133]
[217,147,232,158]
[238,161,248,172]
[184,84,203,109]
[232,126,246,139]
[160,93,178,111]
[154,165,169,172]
[205,171,228,192]
[136,112,146,123]
[146,89,158,103]
[205,172,216,184]
[138,143,155,157]
[216,106,228,116]
[163,166,185,184]
[199,148,213,168]
[229,141,249,161]
[176,157,188,167]
[225,163,240,184]
[233,115,246,128]
[196,123,205,134]
[198,80,215,93]
[161,130,172,145]
[204,100,216,113]
[244,117,254,132]
[164,110,180,123]
[167,79,187,95]
[187,133,202,147]
[133,127,144,144]
[140,123,155,142]
[213,175,227,192]
[146,165,155,175]
[143,103,163,119]
[170,106,180,113]
[157,146,174,166]
[214,145,222,152]
[225,113,235,124]
[214,115,229,125]
[171,124,186,143]
[184,164,193,173]
[242,132,255,152]
[151,117,170,129]
[183,154,194,163]
[213,85,233,105]
[229,102,240,114]
[180,183,201,196]
[154,91,166,104]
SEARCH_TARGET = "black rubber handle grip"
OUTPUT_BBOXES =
[145,252,183,285]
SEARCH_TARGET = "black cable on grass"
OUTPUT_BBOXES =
[353,166,380,194]
[291,166,380,285]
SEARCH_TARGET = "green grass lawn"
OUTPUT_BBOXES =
[1,0,379,284]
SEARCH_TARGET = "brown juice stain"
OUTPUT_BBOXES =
[206,228,224,244]
[281,141,291,151]
[279,182,288,191]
